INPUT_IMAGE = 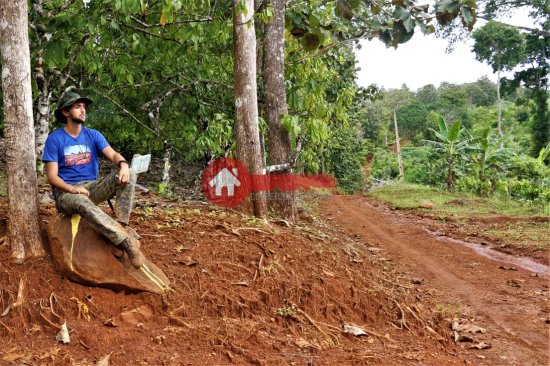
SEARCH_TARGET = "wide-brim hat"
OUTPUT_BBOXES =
[54,91,93,123]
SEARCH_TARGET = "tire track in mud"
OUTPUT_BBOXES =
[326,195,549,366]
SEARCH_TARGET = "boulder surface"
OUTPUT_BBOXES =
[47,214,170,294]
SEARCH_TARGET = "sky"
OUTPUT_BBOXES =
[354,8,536,91]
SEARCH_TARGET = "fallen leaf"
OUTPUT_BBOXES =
[366,247,383,253]
[294,338,311,349]
[56,322,70,344]
[175,245,188,253]
[499,266,517,271]
[470,342,491,350]
[231,281,249,286]
[103,318,118,327]
[453,331,474,342]
[1,305,11,317]
[452,321,486,334]
[96,353,112,366]
[342,324,368,337]
[179,256,197,267]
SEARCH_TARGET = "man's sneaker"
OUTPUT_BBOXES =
[120,237,145,268]
[123,225,142,241]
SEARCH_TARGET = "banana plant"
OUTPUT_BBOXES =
[426,114,474,191]
[536,142,550,166]
[470,128,508,196]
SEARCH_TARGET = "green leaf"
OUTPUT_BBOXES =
[448,120,462,142]
[44,40,65,68]
[393,22,414,45]
[378,29,392,46]
[436,114,447,135]
[335,0,354,20]
[435,0,461,25]
[301,33,321,51]
[348,0,360,9]
[460,6,476,30]
[309,14,320,28]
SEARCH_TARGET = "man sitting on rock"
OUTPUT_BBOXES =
[42,91,145,269]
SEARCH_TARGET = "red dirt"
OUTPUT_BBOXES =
[0,193,547,365]
[325,195,549,366]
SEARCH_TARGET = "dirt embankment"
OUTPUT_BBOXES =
[0,193,492,365]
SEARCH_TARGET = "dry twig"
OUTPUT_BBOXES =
[1,278,25,317]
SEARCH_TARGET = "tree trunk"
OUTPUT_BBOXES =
[264,0,296,221]
[233,0,267,218]
[0,0,46,263]
[446,157,455,191]
[393,109,404,180]
[161,143,172,190]
[34,50,51,173]
[496,68,503,148]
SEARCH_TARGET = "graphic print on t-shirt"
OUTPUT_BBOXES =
[64,145,91,166]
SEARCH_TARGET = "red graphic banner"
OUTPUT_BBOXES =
[201,158,336,207]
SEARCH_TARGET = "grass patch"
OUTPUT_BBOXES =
[484,222,550,251]
[367,182,549,255]
[367,182,548,217]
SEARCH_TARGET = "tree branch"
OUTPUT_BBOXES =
[102,93,187,157]
[141,86,191,111]
[477,16,549,36]
[46,0,77,17]
[130,15,213,28]
[58,34,90,91]
[119,22,186,46]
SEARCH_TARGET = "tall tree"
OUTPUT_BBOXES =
[264,0,296,221]
[233,0,267,218]
[0,0,45,262]
[472,21,525,141]
[508,31,549,158]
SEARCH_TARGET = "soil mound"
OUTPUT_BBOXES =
[0,196,465,365]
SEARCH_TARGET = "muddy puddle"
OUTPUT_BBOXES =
[427,230,549,276]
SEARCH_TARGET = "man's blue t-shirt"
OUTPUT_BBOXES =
[42,127,110,184]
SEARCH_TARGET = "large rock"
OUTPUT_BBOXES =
[47,214,170,294]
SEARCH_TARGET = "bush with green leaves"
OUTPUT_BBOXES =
[324,128,367,193]
[402,146,446,186]
[507,155,549,186]
[369,148,399,183]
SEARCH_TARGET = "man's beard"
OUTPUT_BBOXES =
[73,117,85,124]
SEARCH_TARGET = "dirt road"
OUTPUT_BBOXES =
[326,195,549,366]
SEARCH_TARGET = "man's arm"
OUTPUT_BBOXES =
[102,146,131,184]
[45,162,90,196]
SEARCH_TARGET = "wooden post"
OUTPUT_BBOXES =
[394,109,404,181]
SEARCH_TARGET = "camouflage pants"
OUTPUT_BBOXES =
[55,169,136,245]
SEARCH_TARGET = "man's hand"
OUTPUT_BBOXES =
[71,186,90,196]
[118,164,130,185]
[101,147,131,185]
